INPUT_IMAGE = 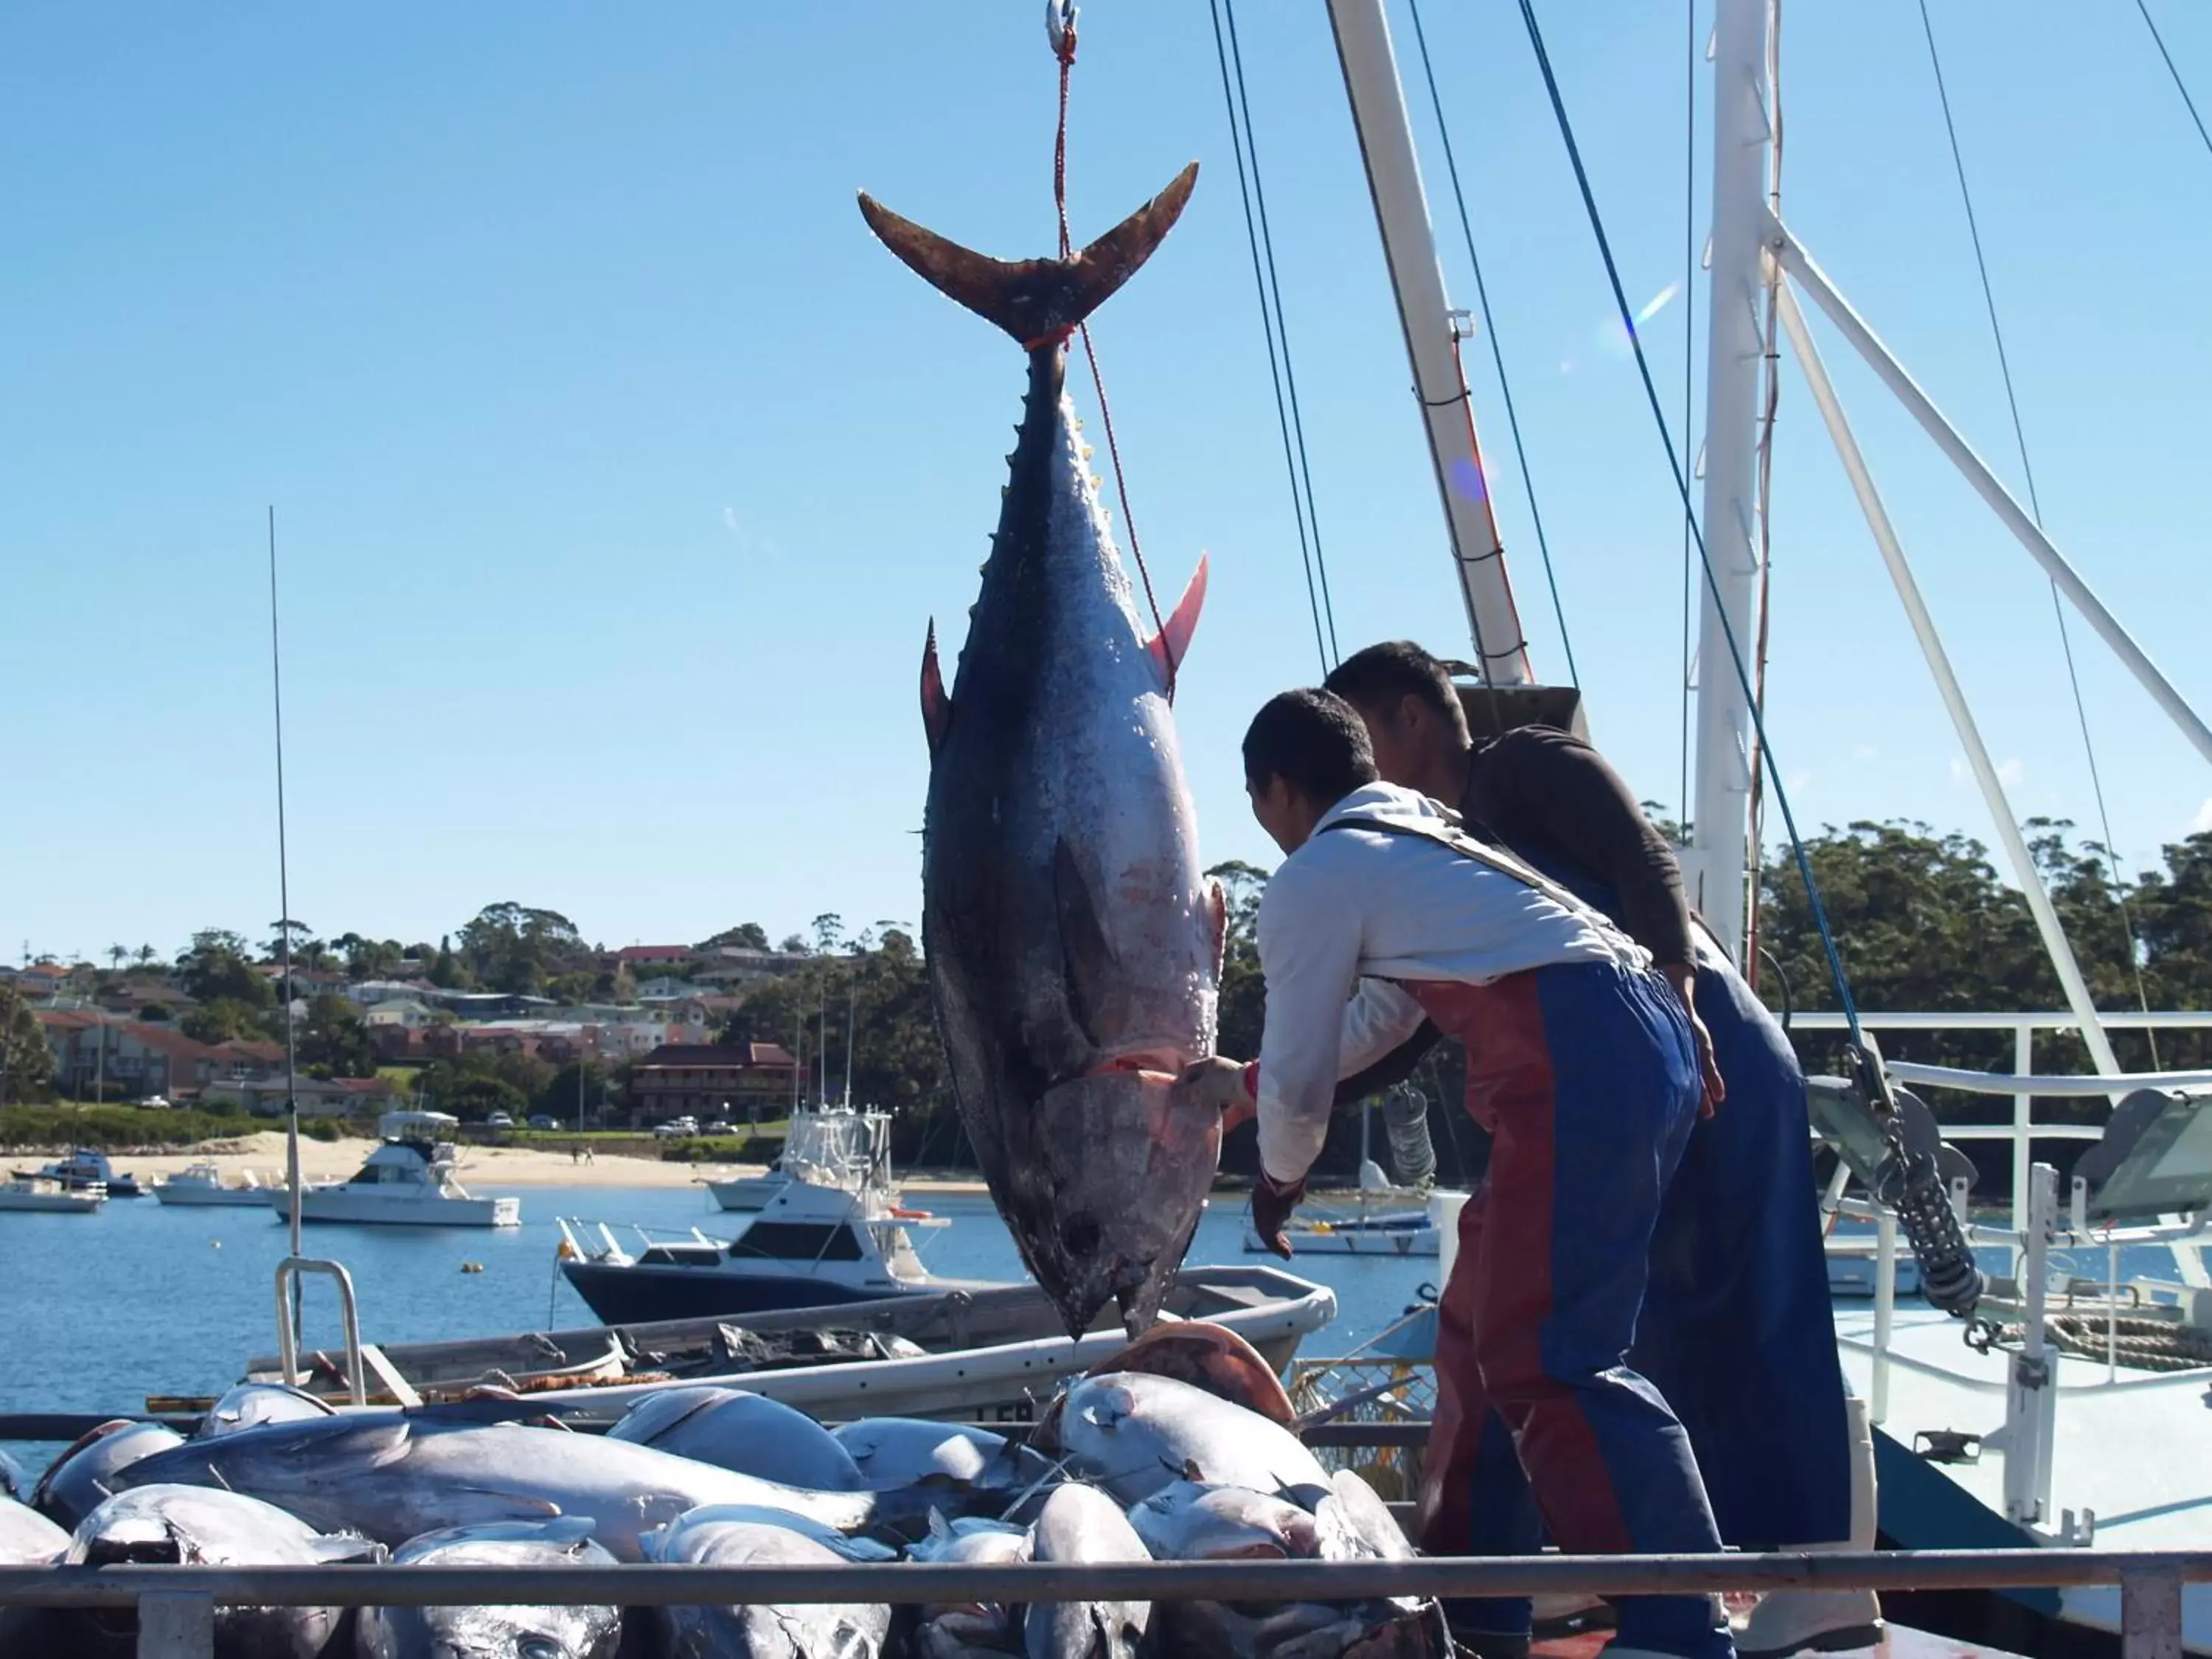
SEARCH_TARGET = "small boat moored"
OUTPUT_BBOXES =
[153,1160,279,1208]
[21,1147,144,1197]
[293,1110,520,1228]
[567,1108,959,1321]
[0,1175,105,1214]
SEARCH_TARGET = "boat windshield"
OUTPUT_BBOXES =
[728,1220,866,1262]
[781,1112,891,1194]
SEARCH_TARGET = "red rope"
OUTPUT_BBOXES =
[1051,18,1178,695]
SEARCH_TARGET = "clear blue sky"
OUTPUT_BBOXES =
[4,1,2208,965]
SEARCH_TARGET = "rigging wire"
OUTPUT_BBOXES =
[2134,0,2212,162]
[1402,0,1578,689]
[1916,0,2162,1058]
[1211,0,1340,669]
[1511,0,1864,1035]
[1677,0,1698,839]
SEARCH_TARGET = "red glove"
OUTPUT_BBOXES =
[1250,1169,1307,1260]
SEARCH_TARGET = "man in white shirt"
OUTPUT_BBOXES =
[1174,689,1733,1659]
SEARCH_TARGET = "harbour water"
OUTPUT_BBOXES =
[0,1180,1439,1475]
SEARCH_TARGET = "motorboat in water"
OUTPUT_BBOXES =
[230,1264,1340,1421]
[20,1147,144,1197]
[153,1160,278,1207]
[560,1171,962,1324]
[0,1175,104,1213]
[703,1106,896,1213]
[291,1110,519,1228]
[1245,1161,1443,1257]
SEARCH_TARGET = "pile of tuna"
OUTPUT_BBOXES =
[0,1324,1437,1659]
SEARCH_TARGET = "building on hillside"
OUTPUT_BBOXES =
[614,945,695,970]
[201,1074,397,1119]
[420,991,559,1020]
[32,1012,271,1102]
[635,977,709,1002]
[361,998,437,1031]
[692,947,814,987]
[342,979,437,1006]
[11,962,80,998]
[627,1042,807,1126]
[97,978,195,1018]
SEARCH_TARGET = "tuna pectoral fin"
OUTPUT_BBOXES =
[1054,841,1120,1051]
[1144,553,1208,695]
[921,621,951,756]
[858,163,1198,347]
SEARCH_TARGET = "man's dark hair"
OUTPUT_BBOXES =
[1242,689,1380,804]
[1323,641,1471,742]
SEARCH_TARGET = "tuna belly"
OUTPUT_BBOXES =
[1022,1067,1222,1337]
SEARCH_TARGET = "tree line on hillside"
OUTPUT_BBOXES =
[15,823,2210,1183]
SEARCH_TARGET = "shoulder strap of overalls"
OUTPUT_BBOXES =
[1322,812,1614,934]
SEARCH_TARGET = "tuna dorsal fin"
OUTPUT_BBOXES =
[858,163,1198,348]
[1145,552,1208,693]
[921,621,951,757]
[1054,839,1119,1051]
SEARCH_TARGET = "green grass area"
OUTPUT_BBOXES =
[2,1102,259,1149]
[376,1065,422,1089]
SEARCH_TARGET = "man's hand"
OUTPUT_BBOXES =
[1250,1170,1307,1259]
[1658,962,1725,1116]
[1172,1055,1256,1136]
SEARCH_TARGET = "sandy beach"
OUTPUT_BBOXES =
[103,1134,995,1194]
[117,1134,751,1189]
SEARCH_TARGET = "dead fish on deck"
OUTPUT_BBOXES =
[830,1418,1051,1498]
[197,1382,334,1439]
[0,1497,67,1563]
[356,1518,622,1659]
[907,1512,1033,1658]
[859,163,1226,1338]
[647,1511,891,1659]
[32,1419,185,1529]
[1157,1597,1441,1659]
[609,1386,866,1491]
[1127,1480,1332,1561]
[1023,1481,1152,1659]
[113,1414,884,1562]
[64,1484,381,1659]
[1091,1320,1298,1427]
[1047,1372,1332,1508]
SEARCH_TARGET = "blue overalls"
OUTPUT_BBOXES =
[1430,846,1851,1636]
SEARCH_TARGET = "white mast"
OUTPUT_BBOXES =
[1326,0,1532,685]
[1688,0,1773,964]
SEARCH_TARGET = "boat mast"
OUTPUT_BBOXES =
[1688,0,1773,965]
[1326,0,1531,686]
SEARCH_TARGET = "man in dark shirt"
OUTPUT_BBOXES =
[1324,641,1877,1659]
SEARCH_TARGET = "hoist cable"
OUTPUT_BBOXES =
[1512,0,1863,1037]
[2135,0,2212,162]
[1917,0,2162,1058]
[1403,0,1579,689]
[1209,0,1340,669]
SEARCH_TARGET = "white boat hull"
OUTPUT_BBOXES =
[0,1190,103,1213]
[154,1183,276,1207]
[297,1191,520,1228]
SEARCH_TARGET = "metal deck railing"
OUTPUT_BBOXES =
[1,1548,2205,1658]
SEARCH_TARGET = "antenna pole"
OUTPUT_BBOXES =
[269,506,303,1276]
[1688,0,1774,965]
[843,972,855,1110]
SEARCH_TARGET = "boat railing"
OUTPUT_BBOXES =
[1793,1009,2212,1232]
[272,1257,366,1408]
[0,1548,2200,1659]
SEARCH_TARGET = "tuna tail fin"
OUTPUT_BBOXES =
[858,162,1198,348]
